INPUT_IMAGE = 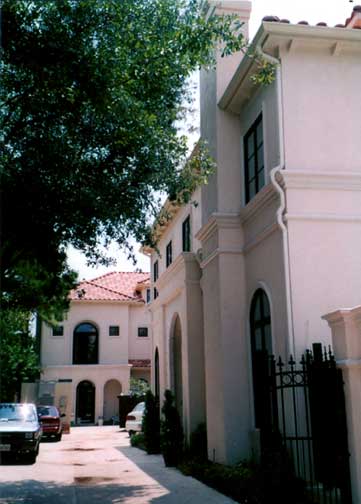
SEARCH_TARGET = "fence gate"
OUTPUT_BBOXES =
[263,343,352,504]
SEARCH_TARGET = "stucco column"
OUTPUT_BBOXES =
[95,380,104,424]
[322,306,361,504]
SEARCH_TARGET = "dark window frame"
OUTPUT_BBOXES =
[73,322,99,365]
[109,325,120,337]
[137,327,149,338]
[146,288,151,304]
[153,260,159,282]
[52,325,64,336]
[244,114,265,204]
[182,216,191,252]
[166,240,173,267]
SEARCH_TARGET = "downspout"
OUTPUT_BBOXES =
[256,44,296,357]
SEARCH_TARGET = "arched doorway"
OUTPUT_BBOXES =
[250,289,272,433]
[103,379,122,422]
[73,323,98,364]
[170,315,183,419]
[76,380,95,424]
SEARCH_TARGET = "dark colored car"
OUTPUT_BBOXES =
[0,403,42,464]
[37,405,64,441]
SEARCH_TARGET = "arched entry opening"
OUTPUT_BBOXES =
[170,315,183,419]
[76,380,95,424]
[103,379,122,422]
[73,322,98,364]
[250,288,273,435]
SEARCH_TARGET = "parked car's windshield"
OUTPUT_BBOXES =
[0,404,37,422]
[133,402,145,412]
[37,406,59,417]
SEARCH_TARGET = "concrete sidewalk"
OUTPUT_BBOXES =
[0,426,236,504]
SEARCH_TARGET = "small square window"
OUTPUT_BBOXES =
[138,327,148,338]
[52,325,64,336]
[109,325,120,336]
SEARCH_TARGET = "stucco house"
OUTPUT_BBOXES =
[147,1,361,497]
[40,272,151,425]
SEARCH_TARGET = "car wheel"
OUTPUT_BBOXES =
[24,453,37,465]
[128,430,134,438]
[55,432,62,442]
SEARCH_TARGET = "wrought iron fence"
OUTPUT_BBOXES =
[263,343,352,504]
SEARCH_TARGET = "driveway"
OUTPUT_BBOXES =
[0,426,235,503]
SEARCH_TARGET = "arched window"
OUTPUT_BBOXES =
[250,289,272,430]
[73,323,98,364]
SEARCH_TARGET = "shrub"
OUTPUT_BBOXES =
[142,390,160,454]
[188,422,208,460]
[160,389,184,466]
[130,432,146,450]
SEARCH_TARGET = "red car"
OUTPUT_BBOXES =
[37,405,64,441]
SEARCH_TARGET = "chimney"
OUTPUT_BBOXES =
[207,1,252,100]
[345,5,361,29]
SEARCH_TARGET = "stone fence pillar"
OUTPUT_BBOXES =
[323,306,361,504]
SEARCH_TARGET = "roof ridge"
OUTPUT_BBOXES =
[83,279,137,300]
[84,270,150,283]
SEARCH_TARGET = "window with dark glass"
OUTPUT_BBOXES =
[153,287,158,300]
[73,323,98,365]
[138,327,148,338]
[109,325,119,336]
[153,260,159,282]
[52,325,64,336]
[244,114,264,203]
[166,241,172,267]
[182,216,191,252]
[146,288,151,303]
[250,289,272,430]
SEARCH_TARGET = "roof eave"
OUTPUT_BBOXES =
[219,22,361,112]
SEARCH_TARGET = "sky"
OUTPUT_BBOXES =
[67,0,354,281]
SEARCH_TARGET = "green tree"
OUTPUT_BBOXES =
[142,389,161,454]
[160,389,184,466]
[1,1,276,319]
[0,310,40,401]
[0,0,250,318]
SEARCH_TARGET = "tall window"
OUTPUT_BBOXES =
[244,114,264,203]
[146,288,151,303]
[73,323,98,365]
[182,216,191,252]
[153,260,159,282]
[166,241,172,267]
[250,289,272,431]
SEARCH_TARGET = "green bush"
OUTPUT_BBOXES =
[130,432,146,450]
[188,422,208,460]
[142,390,160,454]
[160,389,184,466]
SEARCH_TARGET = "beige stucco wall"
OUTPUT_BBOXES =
[41,297,151,423]
[42,364,130,423]
[280,43,361,173]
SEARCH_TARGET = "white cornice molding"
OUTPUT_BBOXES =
[195,212,241,243]
[285,213,361,223]
[240,183,277,224]
[219,22,361,112]
[155,253,198,290]
[200,246,243,269]
[281,170,361,191]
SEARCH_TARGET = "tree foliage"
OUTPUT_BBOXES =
[1,0,253,318]
[142,389,161,454]
[0,310,40,401]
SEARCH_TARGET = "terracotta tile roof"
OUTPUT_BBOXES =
[262,6,361,30]
[129,359,151,368]
[70,271,150,302]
